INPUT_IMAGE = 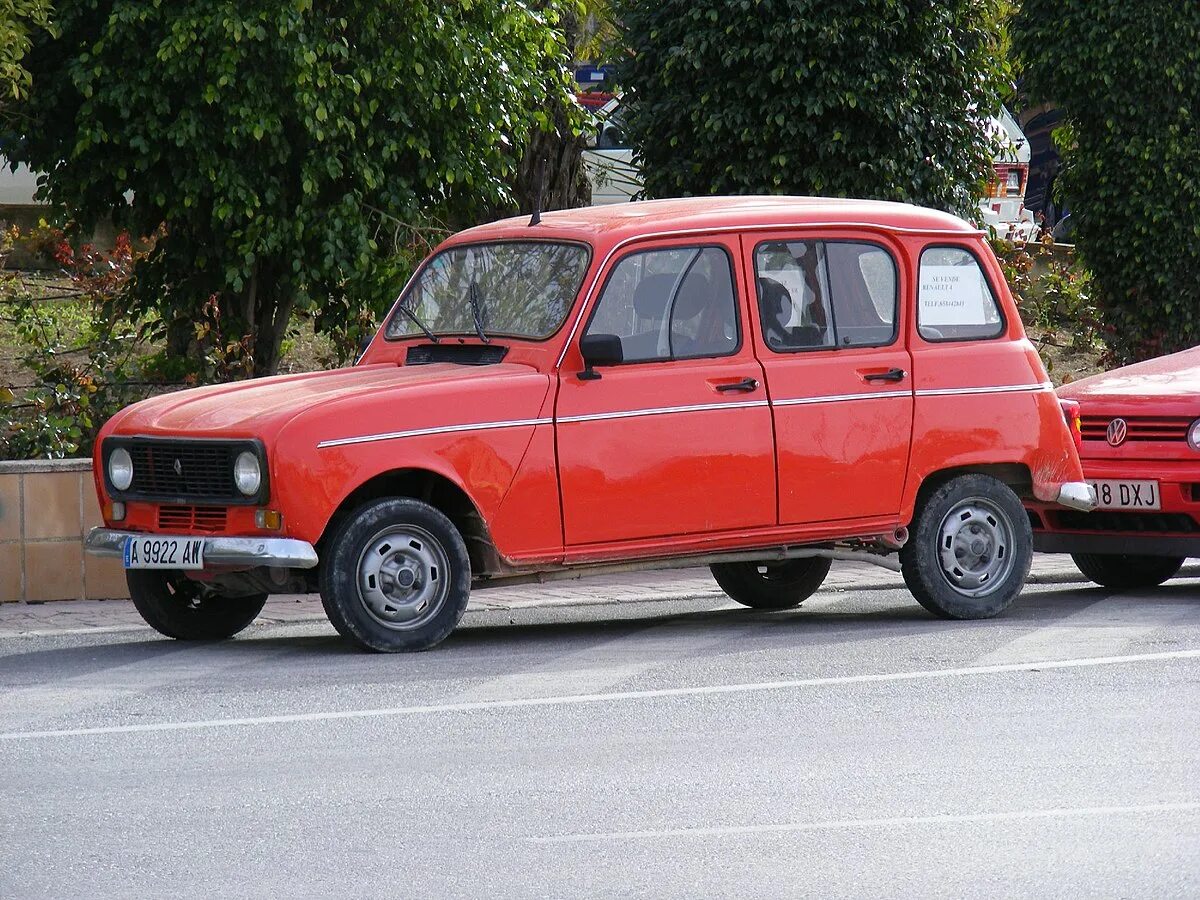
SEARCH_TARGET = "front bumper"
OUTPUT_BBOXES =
[1055,481,1098,512]
[85,528,319,570]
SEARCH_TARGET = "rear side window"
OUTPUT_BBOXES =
[754,241,897,352]
[586,246,739,362]
[917,247,1004,341]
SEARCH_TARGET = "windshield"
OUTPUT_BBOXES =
[385,241,591,341]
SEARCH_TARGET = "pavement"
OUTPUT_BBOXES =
[0,553,1138,638]
[2,557,1199,898]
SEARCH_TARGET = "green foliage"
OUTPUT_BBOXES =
[2,1,573,375]
[1013,2,1200,363]
[993,235,1100,346]
[612,0,1008,217]
[0,0,53,104]
[0,234,149,459]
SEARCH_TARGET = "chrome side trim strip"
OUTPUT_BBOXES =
[317,417,553,449]
[558,399,769,425]
[914,382,1053,398]
[772,390,909,407]
[317,382,1052,447]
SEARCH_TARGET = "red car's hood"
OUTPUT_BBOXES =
[1058,346,1200,412]
[106,363,544,438]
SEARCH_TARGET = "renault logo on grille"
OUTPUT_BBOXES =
[1106,418,1128,447]
[173,458,184,476]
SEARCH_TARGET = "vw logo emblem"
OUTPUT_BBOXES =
[173,458,184,476]
[1106,418,1128,447]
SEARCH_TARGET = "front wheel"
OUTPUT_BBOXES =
[127,570,266,640]
[319,498,471,652]
[710,557,832,610]
[900,474,1032,619]
[1071,553,1184,589]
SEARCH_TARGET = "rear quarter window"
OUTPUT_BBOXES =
[917,246,1005,342]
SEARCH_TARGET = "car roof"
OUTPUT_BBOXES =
[446,196,980,248]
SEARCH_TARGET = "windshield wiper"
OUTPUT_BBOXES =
[468,280,491,344]
[398,303,439,343]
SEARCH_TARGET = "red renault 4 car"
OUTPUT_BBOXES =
[1027,347,1199,587]
[85,197,1094,651]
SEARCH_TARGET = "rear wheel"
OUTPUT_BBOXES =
[1071,553,1184,589]
[319,498,471,652]
[127,570,266,641]
[710,557,832,610]
[901,474,1032,619]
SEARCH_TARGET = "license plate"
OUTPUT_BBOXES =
[1088,479,1160,511]
[123,535,206,570]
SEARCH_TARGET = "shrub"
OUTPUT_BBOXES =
[1013,2,1200,362]
[2,2,575,375]
[612,0,1008,217]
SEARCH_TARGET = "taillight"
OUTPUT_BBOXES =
[1059,398,1082,448]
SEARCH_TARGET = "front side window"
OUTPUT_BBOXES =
[917,246,1004,341]
[385,241,590,341]
[755,240,897,351]
[586,246,739,362]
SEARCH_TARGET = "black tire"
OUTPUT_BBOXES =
[710,556,832,610]
[900,474,1032,620]
[319,498,471,652]
[127,570,266,641]
[1070,553,1185,589]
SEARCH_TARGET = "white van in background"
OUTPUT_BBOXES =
[581,99,639,205]
[979,108,1038,242]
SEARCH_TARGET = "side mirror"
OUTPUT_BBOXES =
[578,333,623,381]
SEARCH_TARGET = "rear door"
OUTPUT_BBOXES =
[745,231,914,525]
[555,236,776,546]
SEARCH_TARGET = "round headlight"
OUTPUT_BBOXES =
[1189,418,1200,451]
[233,451,262,496]
[108,447,134,492]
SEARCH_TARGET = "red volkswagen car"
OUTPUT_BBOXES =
[85,197,1093,651]
[1027,347,1200,587]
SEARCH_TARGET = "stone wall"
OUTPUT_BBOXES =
[0,459,128,602]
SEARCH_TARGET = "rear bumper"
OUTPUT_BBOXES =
[1055,481,1097,512]
[85,528,319,570]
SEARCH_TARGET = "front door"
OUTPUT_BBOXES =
[746,232,914,525]
[556,237,777,547]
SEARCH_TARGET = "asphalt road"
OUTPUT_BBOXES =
[2,579,1199,898]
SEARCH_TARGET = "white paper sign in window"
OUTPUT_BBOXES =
[919,265,989,326]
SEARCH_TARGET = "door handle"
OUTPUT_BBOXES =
[862,368,907,383]
[715,377,759,393]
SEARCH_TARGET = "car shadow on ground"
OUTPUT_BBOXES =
[4,582,1197,683]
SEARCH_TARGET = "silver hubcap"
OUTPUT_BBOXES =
[936,497,1015,598]
[356,525,450,631]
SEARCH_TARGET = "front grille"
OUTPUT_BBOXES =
[1054,510,1200,534]
[1080,415,1191,443]
[128,440,238,499]
[157,505,228,533]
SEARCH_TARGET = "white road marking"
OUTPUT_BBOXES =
[975,595,1200,666]
[529,801,1200,844]
[2,647,1198,743]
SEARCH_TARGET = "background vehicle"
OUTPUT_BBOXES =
[1026,346,1200,588]
[581,98,639,205]
[979,107,1038,242]
[86,197,1092,651]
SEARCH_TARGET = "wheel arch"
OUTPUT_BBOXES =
[317,468,501,576]
[908,463,1034,521]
